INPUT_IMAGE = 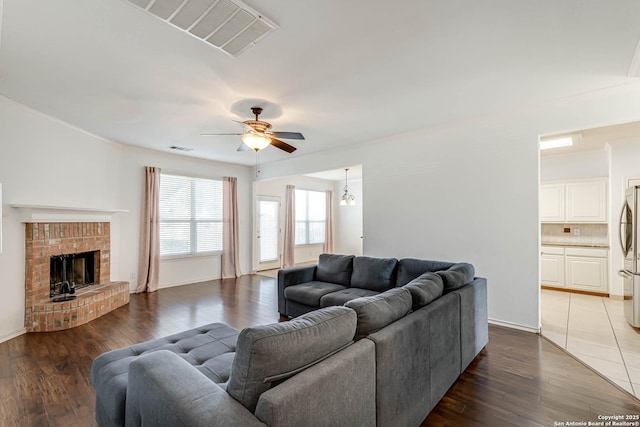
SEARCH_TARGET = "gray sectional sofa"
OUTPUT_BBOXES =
[91,254,487,427]
[278,253,479,318]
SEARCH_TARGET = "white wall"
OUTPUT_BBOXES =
[257,82,640,332]
[333,178,363,255]
[0,95,252,341]
[540,149,608,182]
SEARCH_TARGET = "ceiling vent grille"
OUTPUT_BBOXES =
[125,0,278,57]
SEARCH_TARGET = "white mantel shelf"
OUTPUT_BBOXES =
[10,204,129,223]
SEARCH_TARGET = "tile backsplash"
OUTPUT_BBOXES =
[541,223,608,246]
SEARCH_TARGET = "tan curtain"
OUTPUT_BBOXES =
[324,190,334,253]
[137,166,161,293]
[222,177,242,278]
[283,185,296,268]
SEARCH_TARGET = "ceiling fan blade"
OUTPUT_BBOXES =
[200,133,243,136]
[237,142,250,152]
[233,120,256,133]
[269,131,305,140]
[270,138,297,153]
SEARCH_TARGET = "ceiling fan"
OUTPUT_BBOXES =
[201,107,304,153]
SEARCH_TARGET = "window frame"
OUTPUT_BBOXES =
[159,173,223,259]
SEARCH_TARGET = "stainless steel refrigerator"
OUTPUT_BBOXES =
[618,185,640,328]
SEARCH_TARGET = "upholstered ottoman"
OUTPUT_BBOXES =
[90,323,240,427]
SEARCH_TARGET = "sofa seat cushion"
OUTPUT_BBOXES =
[396,258,455,287]
[316,253,355,286]
[351,256,398,292]
[227,306,357,412]
[436,263,475,293]
[319,288,379,307]
[404,272,444,309]
[90,323,239,427]
[284,281,347,307]
[345,287,412,339]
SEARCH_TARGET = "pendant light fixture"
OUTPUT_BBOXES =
[340,168,356,206]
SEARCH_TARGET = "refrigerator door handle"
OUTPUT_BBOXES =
[619,204,628,257]
[618,269,640,277]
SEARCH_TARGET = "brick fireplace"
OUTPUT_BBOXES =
[24,221,129,332]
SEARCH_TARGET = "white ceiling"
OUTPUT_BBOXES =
[1,0,640,166]
[305,165,362,182]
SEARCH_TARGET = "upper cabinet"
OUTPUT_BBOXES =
[540,184,565,222]
[540,179,607,223]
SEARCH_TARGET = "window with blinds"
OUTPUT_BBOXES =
[159,174,223,257]
[295,189,326,245]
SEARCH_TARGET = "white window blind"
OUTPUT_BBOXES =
[295,189,326,245]
[159,174,223,257]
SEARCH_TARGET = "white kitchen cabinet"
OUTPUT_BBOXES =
[541,246,608,293]
[540,184,565,222]
[564,247,608,293]
[540,179,607,223]
[541,246,565,287]
[566,181,607,222]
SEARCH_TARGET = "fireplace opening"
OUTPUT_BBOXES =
[50,251,97,299]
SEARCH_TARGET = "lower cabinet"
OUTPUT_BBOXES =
[541,246,609,293]
[541,247,565,288]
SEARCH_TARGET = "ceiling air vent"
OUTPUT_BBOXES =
[124,0,278,57]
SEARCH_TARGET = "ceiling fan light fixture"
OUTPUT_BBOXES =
[242,133,271,151]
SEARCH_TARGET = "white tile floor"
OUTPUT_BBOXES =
[541,289,640,398]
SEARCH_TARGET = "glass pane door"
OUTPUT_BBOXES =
[257,197,280,269]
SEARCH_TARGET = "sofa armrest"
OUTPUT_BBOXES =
[126,350,265,427]
[277,265,317,314]
[454,277,488,370]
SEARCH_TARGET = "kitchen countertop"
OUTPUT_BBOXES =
[541,242,609,249]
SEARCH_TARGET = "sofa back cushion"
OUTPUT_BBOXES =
[315,254,355,286]
[344,287,412,339]
[227,306,356,412]
[351,256,398,291]
[396,258,455,287]
[404,272,444,309]
[436,263,475,293]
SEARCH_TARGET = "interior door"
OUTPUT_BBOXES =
[256,196,281,271]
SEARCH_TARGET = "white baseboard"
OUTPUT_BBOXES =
[158,277,221,289]
[0,328,27,344]
[489,318,540,334]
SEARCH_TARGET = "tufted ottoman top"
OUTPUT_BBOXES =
[90,323,239,427]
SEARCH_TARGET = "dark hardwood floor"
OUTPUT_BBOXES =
[1,275,638,426]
